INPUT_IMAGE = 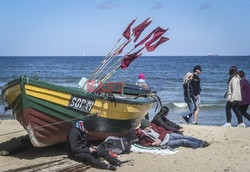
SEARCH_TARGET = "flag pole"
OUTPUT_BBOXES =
[96,57,123,82]
[98,47,145,82]
[100,66,121,83]
[95,44,138,82]
[99,35,169,82]
[88,37,122,80]
[89,18,137,80]
[91,38,131,80]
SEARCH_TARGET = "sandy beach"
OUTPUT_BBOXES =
[0,119,249,172]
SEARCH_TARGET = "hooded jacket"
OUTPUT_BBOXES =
[239,77,250,105]
[66,121,90,158]
[183,80,194,101]
[227,75,242,101]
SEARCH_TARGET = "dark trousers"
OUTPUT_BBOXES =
[71,149,120,169]
[166,133,204,149]
[225,101,243,124]
[239,104,250,121]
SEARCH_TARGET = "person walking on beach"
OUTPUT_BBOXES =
[135,119,209,149]
[223,66,245,127]
[238,70,250,122]
[66,120,122,171]
[179,72,196,124]
[191,65,202,125]
[152,106,184,134]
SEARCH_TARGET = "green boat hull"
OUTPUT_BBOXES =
[2,76,155,147]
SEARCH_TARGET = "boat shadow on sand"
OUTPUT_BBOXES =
[0,135,66,158]
[0,135,91,172]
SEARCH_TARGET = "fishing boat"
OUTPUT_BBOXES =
[2,76,157,147]
[1,18,169,147]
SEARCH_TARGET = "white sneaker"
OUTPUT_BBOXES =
[222,123,232,127]
[237,123,246,128]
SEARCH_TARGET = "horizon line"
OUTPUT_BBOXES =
[0,55,250,57]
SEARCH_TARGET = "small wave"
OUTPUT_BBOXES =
[202,104,220,107]
[172,102,224,109]
[202,88,225,92]
[173,102,187,108]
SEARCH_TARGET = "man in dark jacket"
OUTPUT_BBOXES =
[191,65,202,124]
[152,106,184,134]
[66,120,120,171]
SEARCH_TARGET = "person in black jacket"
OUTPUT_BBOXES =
[191,65,202,125]
[152,106,184,134]
[66,120,121,171]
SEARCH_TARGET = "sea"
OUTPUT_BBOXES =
[0,56,250,126]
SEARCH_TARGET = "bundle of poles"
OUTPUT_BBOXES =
[88,17,170,83]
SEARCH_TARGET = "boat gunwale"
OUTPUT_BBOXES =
[3,76,155,105]
[1,77,21,93]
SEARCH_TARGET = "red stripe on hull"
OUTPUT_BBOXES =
[19,108,129,147]
[23,108,71,146]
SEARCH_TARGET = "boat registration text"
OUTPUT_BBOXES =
[68,95,95,112]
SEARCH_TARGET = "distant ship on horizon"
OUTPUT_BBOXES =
[208,53,219,56]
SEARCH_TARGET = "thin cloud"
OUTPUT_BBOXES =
[96,0,120,9]
[199,3,211,10]
[150,1,164,9]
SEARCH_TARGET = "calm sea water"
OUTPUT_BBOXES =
[0,56,249,126]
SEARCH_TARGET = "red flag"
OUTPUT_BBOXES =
[132,18,152,43]
[146,37,169,52]
[122,19,136,40]
[117,40,131,54]
[120,47,144,69]
[145,27,168,47]
[134,27,159,48]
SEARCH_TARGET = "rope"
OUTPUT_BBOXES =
[107,93,117,108]
[0,116,86,137]
[133,94,149,99]
[98,92,117,108]
[151,94,162,112]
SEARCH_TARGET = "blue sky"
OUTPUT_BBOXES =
[0,0,250,56]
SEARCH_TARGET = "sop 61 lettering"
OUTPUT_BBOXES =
[75,99,82,108]
[69,97,77,107]
[69,96,94,112]
[86,101,94,111]
[79,99,87,109]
